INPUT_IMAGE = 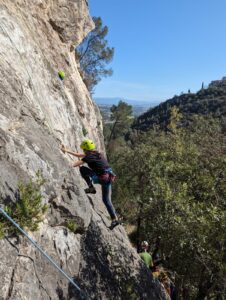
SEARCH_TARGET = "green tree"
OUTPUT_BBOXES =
[76,17,114,92]
[110,111,226,299]
[106,101,133,153]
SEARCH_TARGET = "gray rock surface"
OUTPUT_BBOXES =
[0,1,162,299]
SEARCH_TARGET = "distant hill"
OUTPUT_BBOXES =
[94,97,160,107]
[132,87,226,131]
[98,104,152,122]
[95,97,160,121]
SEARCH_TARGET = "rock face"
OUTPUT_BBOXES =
[0,1,162,299]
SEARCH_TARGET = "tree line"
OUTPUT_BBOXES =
[104,102,226,300]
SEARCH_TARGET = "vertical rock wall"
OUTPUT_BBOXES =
[0,1,162,299]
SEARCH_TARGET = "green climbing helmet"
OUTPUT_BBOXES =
[80,139,96,151]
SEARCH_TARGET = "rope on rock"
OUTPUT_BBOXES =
[0,207,91,300]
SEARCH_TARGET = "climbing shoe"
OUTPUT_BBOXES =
[109,220,121,230]
[84,187,96,194]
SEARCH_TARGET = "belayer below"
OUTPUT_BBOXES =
[139,241,153,269]
[61,139,120,230]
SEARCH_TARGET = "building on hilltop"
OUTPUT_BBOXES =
[209,77,226,89]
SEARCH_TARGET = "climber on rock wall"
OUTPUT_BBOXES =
[61,139,120,230]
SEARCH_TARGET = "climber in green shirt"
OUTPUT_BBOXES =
[139,241,153,269]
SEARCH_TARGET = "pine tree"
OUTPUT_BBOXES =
[76,17,114,92]
[107,101,133,147]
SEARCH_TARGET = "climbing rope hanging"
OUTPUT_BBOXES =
[0,207,91,300]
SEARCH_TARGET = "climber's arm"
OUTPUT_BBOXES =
[73,160,84,167]
[61,144,85,158]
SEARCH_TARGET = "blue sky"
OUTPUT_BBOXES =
[89,0,226,103]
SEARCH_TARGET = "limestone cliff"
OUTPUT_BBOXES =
[0,1,162,299]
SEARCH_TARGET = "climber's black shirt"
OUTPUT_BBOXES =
[82,151,110,175]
